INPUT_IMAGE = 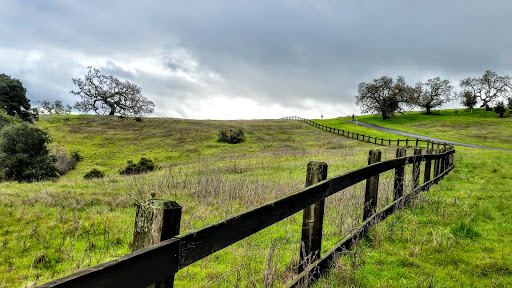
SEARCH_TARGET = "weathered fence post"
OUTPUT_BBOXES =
[363,149,382,221]
[381,138,384,146]
[433,148,441,177]
[424,148,432,183]
[393,147,406,201]
[397,139,400,146]
[299,162,328,273]
[413,148,422,190]
[406,139,409,146]
[131,199,182,288]
[439,147,446,175]
[415,139,419,147]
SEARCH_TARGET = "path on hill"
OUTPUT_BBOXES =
[345,120,512,151]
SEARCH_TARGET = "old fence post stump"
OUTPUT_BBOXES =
[433,148,441,178]
[299,161,328,273]
[131,199,182,288]
[363,149,382,221]
[393,147,406,202]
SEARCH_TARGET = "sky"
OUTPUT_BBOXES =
[2,0,512,120]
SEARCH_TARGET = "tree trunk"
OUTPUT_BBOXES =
[484,102,492,111]
[382,112,389,120]
[426,106,431,115]
[109,106,116,115]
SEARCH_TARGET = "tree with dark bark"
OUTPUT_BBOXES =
[460,91,478,110]
[410,77,453,114]
[459,70,510,111]
[71,67,154,116]
[0,73,37,122]
[356,76,411,120]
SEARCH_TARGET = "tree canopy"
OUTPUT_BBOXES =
[356,76,411,120]
[410,77,453,114]
[0,73,36,122]
[71,67,154,116]
[459,70,510,111]
[0,123,58,182]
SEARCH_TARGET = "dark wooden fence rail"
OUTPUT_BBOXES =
[283,116,448,149]
[39,147,455,288]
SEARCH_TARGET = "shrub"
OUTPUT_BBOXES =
[54,150,82,175]
[494,101,506,118]
[84,168,105,179]
[0,123,58,182]
[134,116,143,122]
[119,157,156,175]
[218,129,245,144]
[71,150,83,162]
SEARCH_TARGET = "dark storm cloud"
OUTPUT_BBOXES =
[1,0,512,118]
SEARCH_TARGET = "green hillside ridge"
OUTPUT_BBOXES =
[0,112,510,287]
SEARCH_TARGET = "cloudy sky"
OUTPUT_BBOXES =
[2,1,512,119]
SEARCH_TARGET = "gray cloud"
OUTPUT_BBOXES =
[1,0,512,119]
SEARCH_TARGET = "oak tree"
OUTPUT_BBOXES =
[410,77,453,114]
[459,70,510,111]
[356,76,411,120]
[71,67,154,116]
[0,73,37,122]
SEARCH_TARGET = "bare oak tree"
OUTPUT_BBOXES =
[410,77,453,114]
[356,76,411,120]
[71,67,154,116]
[459,70,510,111]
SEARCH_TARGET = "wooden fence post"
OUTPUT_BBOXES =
[299,161,328,273]
[424,148,432,183]
[439,147,446,175]
[433,148,441,177]
[363,149,382,221]
[397,139,400,146]
[393,147,406,201]
[406,139,409,146]
[131,199,182,288]
[413,148,422,190]
[381,138,384,146]
[415,139,419,147]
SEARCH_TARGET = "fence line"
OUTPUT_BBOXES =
[39,147,455,288]
[283,116,448,149]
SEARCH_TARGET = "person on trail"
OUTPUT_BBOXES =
[352,114,355,121]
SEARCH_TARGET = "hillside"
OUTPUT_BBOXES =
[0,114,511,287]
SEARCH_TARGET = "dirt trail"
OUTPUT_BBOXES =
[345,120,512,151]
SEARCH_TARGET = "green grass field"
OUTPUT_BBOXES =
[0,112,511,287]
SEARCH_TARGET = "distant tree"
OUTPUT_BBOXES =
[0,73,37,122]
[410,77,453,114]
[356,76,411,120]
[71,66,154,116]
[40,100,72,115]
[460,70,511,111]
[460,91,478,110]
[494,101,506,118]
[0,123,58,182]
[507,97,512,110]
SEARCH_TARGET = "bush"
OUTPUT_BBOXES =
[119,157,156,175]
[218,129,245,144]
[134,116,143,122]
[494,101,506,118]
[84,168,105,179]
[54,150,82,175]
[0,123,58,182]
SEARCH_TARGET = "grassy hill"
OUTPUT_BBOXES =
[0,113,511,287]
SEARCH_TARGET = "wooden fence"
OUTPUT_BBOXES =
[39,147,455,288]
[283,116,448,149]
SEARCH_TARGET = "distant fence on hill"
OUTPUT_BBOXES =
[283,116,449,149]
[39,146,455,288]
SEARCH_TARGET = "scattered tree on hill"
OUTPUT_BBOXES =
[71,66,154,116]
[0,73,37,122]
[0,123,58,182]
[460,91,478,111]
[356,76,411,120]
[459,70,511,111]
[494,101,506,118]
[507,97,512,110]
[40,100,72,115]
[410,77,453,114]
